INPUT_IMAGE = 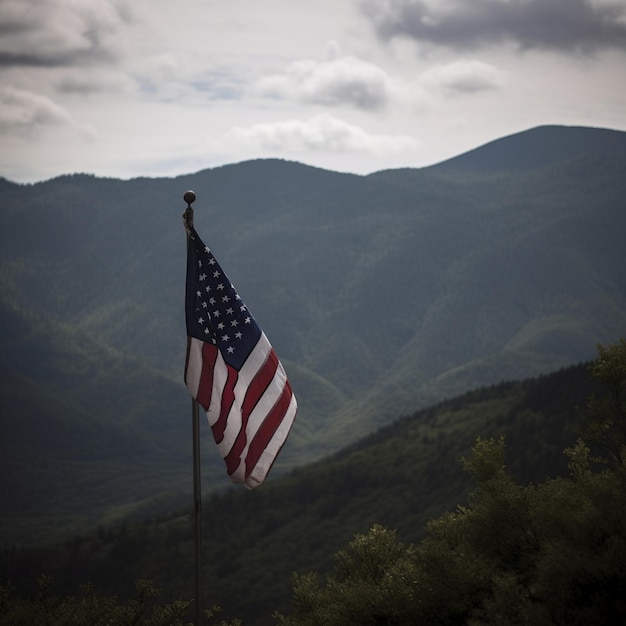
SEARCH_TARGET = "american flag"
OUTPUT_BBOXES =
[184,226,297,489]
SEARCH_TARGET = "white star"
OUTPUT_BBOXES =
[213,311,220,318]
[217,283,225,291]
[198,317,204,325]
[209,297,216,305]
[221,334,230,342]
[217,322,225,330]
[235,332,243,339]
[213,270,221,278]
[199,273,206,281]
[227,346,235,354]
[244,317,251,324]
[230,320,239,327]
[226,307,234,315]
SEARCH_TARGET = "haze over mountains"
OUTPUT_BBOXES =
[1,124,625,545]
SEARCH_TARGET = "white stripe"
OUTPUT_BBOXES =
[217,333,273,456]
[245,393,298,489]
[226,364,288,484]
[204,349,229,428]
[185,337,204,397]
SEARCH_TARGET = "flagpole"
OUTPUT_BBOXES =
[183,190,203,625]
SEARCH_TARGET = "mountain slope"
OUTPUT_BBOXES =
[0,125,625,545]
[427,124,626,174]
[1,359,604,625]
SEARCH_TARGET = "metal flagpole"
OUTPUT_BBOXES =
[183,190,203,625]
[191,397,202,625]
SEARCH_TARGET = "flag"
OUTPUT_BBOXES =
[184,226,297,489]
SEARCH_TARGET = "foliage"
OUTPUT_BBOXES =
[0,577,241,626]
[277,340,626,625]
[578,338,626,467]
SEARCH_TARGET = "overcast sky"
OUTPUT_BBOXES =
[1,0,626,182]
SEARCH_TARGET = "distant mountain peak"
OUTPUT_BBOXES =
[427,125,626,174]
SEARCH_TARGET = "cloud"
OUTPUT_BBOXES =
[0,0,135,67]
[0,85,96,136]
[420,60,507,94]
[254,55,394,110]
[361,0,626,53]
[225,114,419,155]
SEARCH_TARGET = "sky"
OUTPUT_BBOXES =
[1,0,626,183]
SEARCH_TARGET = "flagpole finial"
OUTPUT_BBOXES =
[184,190,196,206]
[182,190,196,236]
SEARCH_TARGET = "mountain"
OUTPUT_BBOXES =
[429,124,626,173]
[0,360,605,625]
[1,125,625,545]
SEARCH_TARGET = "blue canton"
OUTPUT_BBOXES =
[186,229,262,371]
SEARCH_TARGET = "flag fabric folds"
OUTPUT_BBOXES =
[184,226,297,489]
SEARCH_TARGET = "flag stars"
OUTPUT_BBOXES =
[189,241,265,367]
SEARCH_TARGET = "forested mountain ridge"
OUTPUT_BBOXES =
[1,125,625,546]
[0,356,612,625]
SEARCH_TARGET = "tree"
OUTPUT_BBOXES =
[277,340,626,625]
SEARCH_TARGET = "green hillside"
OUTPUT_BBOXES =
[1,125,625,547]
[0,356,609,625]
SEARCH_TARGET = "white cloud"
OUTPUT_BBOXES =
[420,60,507,95]
[255,55,393,110]
[0,0,135,67]
[0,85,96,136]
[0,0,624,183]
[225,113,419,155]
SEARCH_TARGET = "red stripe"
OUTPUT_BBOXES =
[245,380,293,479]
[224,350,280,475]
[211,364,238,444]
[241,349,280,418]
[196,343,218,410]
